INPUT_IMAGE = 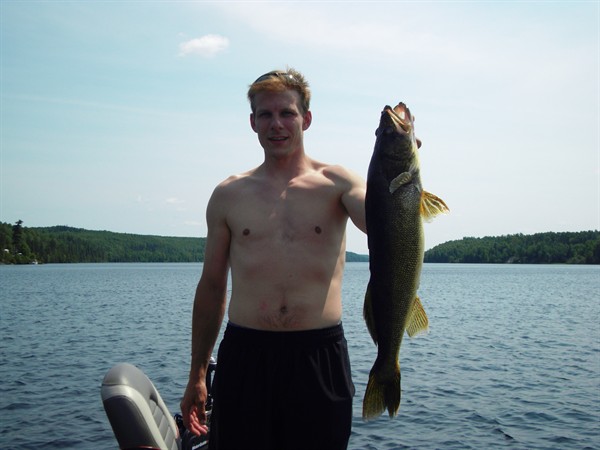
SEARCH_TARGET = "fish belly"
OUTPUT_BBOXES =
[363,180,423,420]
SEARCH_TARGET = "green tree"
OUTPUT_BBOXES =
[425,231,600,264]
[12,220,24,253]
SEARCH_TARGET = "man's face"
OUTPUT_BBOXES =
[250,89,312,159]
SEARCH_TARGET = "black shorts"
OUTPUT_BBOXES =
[208,322,355,450]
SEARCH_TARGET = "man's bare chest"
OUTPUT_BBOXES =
[227,182,343,244]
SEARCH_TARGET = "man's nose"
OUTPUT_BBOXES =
[270,115,283,129]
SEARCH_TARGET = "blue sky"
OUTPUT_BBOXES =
[1,1,598,253]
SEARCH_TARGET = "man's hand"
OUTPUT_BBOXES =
[180,379,210,436]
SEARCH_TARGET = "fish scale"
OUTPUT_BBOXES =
[362,102,449,421]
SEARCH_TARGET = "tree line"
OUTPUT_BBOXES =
[0,221,369,264]
[424,231,600,264]
[1,222,206,264]
[3,221,597,265]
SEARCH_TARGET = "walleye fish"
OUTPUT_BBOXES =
[363,102,448,420]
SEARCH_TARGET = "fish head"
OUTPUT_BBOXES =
[374,102,420,165]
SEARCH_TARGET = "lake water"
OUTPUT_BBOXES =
[1,263,598,449]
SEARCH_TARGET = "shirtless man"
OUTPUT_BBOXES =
[180,68,367,450]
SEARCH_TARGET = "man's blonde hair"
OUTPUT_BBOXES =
[247,68,311,114]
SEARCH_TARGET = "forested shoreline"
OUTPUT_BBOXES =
[2,221,598,264]
[0,221,368,264]
[424,231,599,264]
[1,221,206,264]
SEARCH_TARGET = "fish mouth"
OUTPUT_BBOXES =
[375,102,418,161]
[380,102,413,134]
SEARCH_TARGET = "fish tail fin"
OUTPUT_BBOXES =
[362,365,401,420]
[363,281,378,344]
[406,296,429,338]
[420,190,449,222]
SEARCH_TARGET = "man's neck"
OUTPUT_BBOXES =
[261,150,313,182]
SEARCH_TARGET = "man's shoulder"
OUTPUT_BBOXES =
[206,171,256,212]
[215,168,258,191]
[305,158,346,178]
[317,162,364,188]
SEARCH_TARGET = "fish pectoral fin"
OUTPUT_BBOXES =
[420,190,450,222]
[406,296,429,338]
[363,282,378,344]
[389,172,412,194]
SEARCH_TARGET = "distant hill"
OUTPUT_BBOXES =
[346,251,369,262]
[1,223,206,264]
[0,222,368,264]
[424,231,600,264]
[5,222,595,265]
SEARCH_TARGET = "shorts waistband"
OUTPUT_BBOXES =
[224,321,345,346]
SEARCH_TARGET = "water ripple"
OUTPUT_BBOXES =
[1,263,599,449]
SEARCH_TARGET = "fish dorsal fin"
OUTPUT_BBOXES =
[420,190,449,222]
[406,296,429,338]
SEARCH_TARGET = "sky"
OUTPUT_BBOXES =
[1,1,598,254]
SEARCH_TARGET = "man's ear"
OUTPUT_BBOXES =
[250,113,257,132]
[302,111,312,131]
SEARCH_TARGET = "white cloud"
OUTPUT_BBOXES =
[178,34,229,57]
[211,2,594,85]
[165,197,185,205]
[211,3,466,65]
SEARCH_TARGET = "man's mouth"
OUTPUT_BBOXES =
[269,136,288,142]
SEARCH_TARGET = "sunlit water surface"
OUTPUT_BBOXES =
[1,263,598,449]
